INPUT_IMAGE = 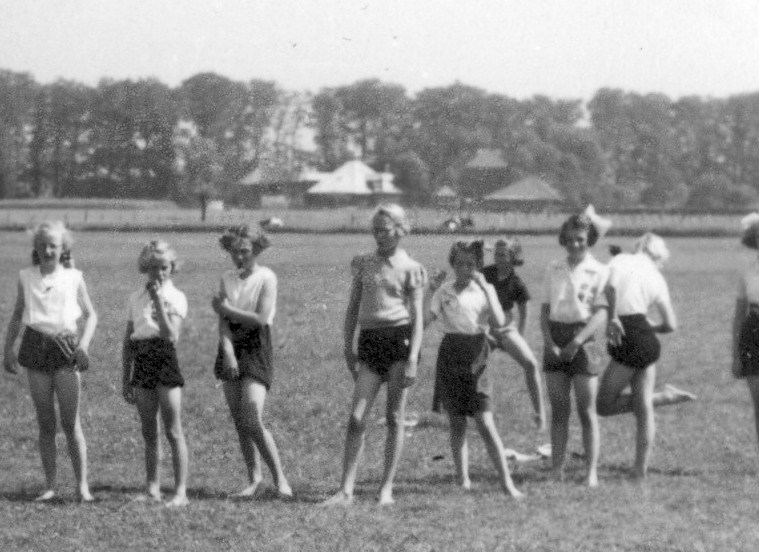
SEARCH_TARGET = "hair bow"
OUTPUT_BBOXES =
[741,213,759,231]
[583,204,612,238]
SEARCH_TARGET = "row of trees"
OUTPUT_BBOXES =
[2,68,759,209]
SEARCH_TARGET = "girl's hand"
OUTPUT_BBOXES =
[211,294,228,315]
[146,280,161,301]
[3,351,18,375]
[471,271,489,290]
[222,354,239,380]
[74,348,90,372]
[544,343,562,362]
[122,385,136,404]
[606,318,624,347]
[428,269,447,292]
[403,358,418,388]
[560,339,581,362]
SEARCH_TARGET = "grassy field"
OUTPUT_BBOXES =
[0,205,749,237]
[1,231,759,551]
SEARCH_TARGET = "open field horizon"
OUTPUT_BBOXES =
[1,231,759,551]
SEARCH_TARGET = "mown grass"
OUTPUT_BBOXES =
[1,231,759,551]
[0,205,749,237]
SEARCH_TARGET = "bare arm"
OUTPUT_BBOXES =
[473,272,506,328]
[516,301,528,335]
[343,276,362,379]
[76,278,98,353]
[560,307,608,362]
[147,283,182,343]
[122,321,136,403]
[404,286,424,386]
[540,303,559,356]
[3,280,25,374]
[215,275,276,329]
[651,289,677,334]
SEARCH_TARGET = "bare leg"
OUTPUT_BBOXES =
[630,366,656,480]
[158,386,189,506]
[55,370,92,501]
[545,371,572,481]
[378,362,410,505]
[322,365,382,506]
[27,369,57,500]
[501,332,546,430]
[473,411,523,498]
[746,376,759,456]
[573,375,600,487]
[223,381,263,496]
[239,378,291,497]
[135,387,162,501]
[448,412,470,489]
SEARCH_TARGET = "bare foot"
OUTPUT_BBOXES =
[551,468,566,483]
[165,495,189,508]
[276,481,293,499]
[231,482,261,498]
[585,473,599,488]
[320,490,354,507]
[378,489,395,506]
[34,490,56,502]
[458,477,472,490]
[664,384,697,404]
[78,489,95,503]
[505,486,525,499]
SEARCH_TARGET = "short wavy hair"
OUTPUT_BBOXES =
[137,240,178,274]
[493,237,524,267]
[634,232,670,265]
[373,203,411,236]
[558,213,599,247]
[742,224,759,249]
[448,239,485,270]
[219,224,271,253]
[31,221,74,267]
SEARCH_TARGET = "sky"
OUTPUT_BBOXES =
[2,0,759,101]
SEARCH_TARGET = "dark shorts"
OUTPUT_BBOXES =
[357,324,411,382]
[214,323,273,389]
[738,310,759,378]
[130,338,184,389]
[607,314,661,370]
[436,333,491,416]
[18,326,79,374]
[544,321,604,377]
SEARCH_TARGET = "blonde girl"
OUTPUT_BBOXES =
[323,204,426,506]
[3,221,97,502]
[541,210,609,487]
[425,240,523,498]
[122,240,189,506]
[212,224,291,499]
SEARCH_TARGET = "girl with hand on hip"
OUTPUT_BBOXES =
[3,221,97,502]
[122,240,189,506]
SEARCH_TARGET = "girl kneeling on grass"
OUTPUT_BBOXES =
[425,240,523,498]
[212,225,291,499]
[3,221,97,502]
[541,208,610,487]
[122,240,189,507]
[323,204,426,506]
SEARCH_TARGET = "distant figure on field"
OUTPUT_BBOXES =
[425,240,523,498]
[322,204,426,506]
[212,224,292,499]
[597,233,695,481]
[122,240,190,506]
[3,221,98,502]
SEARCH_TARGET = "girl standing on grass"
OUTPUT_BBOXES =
[121,240,189,507]
[425,240,523,498]
[541,208,610,487]
[597,233,695,481]
[3,221,97,502]
[322,204,426,506]
[482,238,546,431]
[732,214,759,456]
[212,224,291,499]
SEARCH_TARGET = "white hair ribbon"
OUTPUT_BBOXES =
[741,213,759,231]
[583,204,612,238]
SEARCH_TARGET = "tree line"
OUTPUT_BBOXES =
[2,68,759,210]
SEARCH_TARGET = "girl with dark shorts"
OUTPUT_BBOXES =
[540,207,611,487]
[732,214,759,456]
[426,241,522,498]
[323,204,426,507]
[122,240,189,506]
[597,233,694,480]
[212,224,291,499]
[3,221,97,502]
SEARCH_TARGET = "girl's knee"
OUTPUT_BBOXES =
[347,414,368,435]
[576,407,598,427]
[165,424,186,446]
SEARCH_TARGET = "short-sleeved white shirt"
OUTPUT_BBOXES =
[220,266,276,326]
[20,266,83,334]
[738,259,759,304]
[430,280,492,335]
[351,249,427,329]
[607,253,670,315]
[128,280,188,340]
[542,253,609,323]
